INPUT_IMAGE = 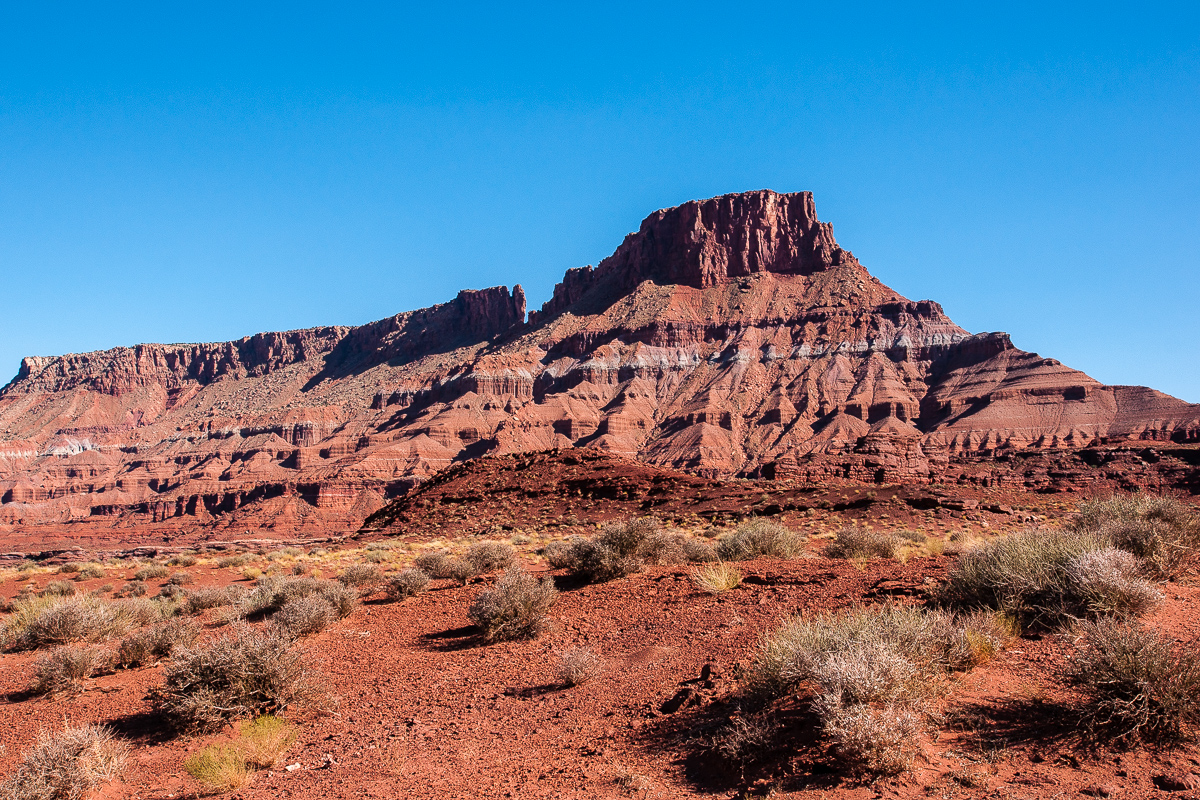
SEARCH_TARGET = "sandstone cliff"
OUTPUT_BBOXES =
[2,190,1198,536]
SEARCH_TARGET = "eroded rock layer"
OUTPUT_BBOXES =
[2,190,1198,539]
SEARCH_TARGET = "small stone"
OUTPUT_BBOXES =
[285,763,302,772]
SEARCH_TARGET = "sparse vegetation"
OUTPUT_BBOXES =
[40,580,76,597]
[167,554,198,567]
[183,715,296,792]
[414,551,476,583]
[717,519,806,560]
[239,576,356,620]
[181,585,245,615]
[31,646,104,696]
[1070,618,1200,745]
[134,564,169,581]
[217,553,253,569]
[691,562,741,594]
[153,624,317,732]
[1,596,149,651]
[273,594,338,638]
[468,567,557,642]
[550,518,683,582]
[237,714,296,769]
[0,724,128,800]
[386,569,430,600]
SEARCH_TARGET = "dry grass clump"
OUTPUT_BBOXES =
[941,527,1160,628]
[217,553,252,569]
[73,564,105,581]
[183,715,295,792]
[468,567,557,642]
[31,646,104,696]
[682,538,717,563]
[337,564,383,590]
[153,624,317,732]
[1071,494,1200,579]
[1,596,148,651]
[466,541,516,573]
[56,563,82,575]
[167,554,198,567]
[710,715,773,765]
[116,619,200,668]
[115,580,147,598]
[184,744,250,793]
[181,586,245,615]
[691,562,741,594]
[823,527,899,560]
[717,519,806,560]
[165,572,194,586]
[39,580,76,598]
[0,724,128,800]
[272,595,338,638]
[1070,618,1200,745]
[386,569,430,600]
[745,605,1007,775]
[134,564,169,581]
[557,647,603,686]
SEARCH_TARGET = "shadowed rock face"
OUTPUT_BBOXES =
[2,190,1198,535]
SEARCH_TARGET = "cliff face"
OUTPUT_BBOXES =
[2,190,1198,536]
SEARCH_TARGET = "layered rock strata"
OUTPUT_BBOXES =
[2,190,1198,537]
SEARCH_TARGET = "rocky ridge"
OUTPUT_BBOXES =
[2,190,1198,539]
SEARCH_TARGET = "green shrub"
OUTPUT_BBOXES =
[0,725,128,800]
[717,519,806,560]
[468,567,557,642]
[153,624,316,732]
[1070,618,1200,744]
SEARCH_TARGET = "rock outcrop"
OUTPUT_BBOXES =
[2,190,1198,538]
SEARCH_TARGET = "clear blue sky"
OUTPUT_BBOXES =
[1,3,1197,400]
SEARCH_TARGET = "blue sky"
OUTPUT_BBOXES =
[1,3,1197,400]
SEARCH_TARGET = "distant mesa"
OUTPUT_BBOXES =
[2,189,1198,536]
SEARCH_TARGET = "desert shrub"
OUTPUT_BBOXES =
[39,581,76,598]
[746,605,1003,776]
[813,697,922,775]
[242,567,263,581]
[1070,618,1200,744]
[1,596,145,651]
[165,572,194,586]
[273,595,337,638]
[468,567,557,642]
[691,562,741,594]
[184,744,250,792]
[1072,494,1200,579]
[941,527,1160,627]
[717,519,806,560]
[153,624,316,732]
[1066,548,1162,617]
[896,529,927,544]
[822,527,898,560]
[557,647,603,686]
[57,563,82,574]
[682,538,717,563]
[0,724,128,800]
[31,646,103,696]
[710,716,773,765]
[364,541,395,551]
[386,569,430,600]
[181,585,246,615]
[239,577,356,620]
[237,714,296,769]
[363,550,389,564]
[465,541,516,573]
[116,619,200,668]
[167,554,198,567]
[217,553,252,569]
[542,540,577,569]
[73,565,105,581]
[413,551,476,582]
[337,564,383,590]
[134,564,169,581]
[158,584,186,601]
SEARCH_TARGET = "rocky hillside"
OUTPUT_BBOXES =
[2,190,1198,537]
